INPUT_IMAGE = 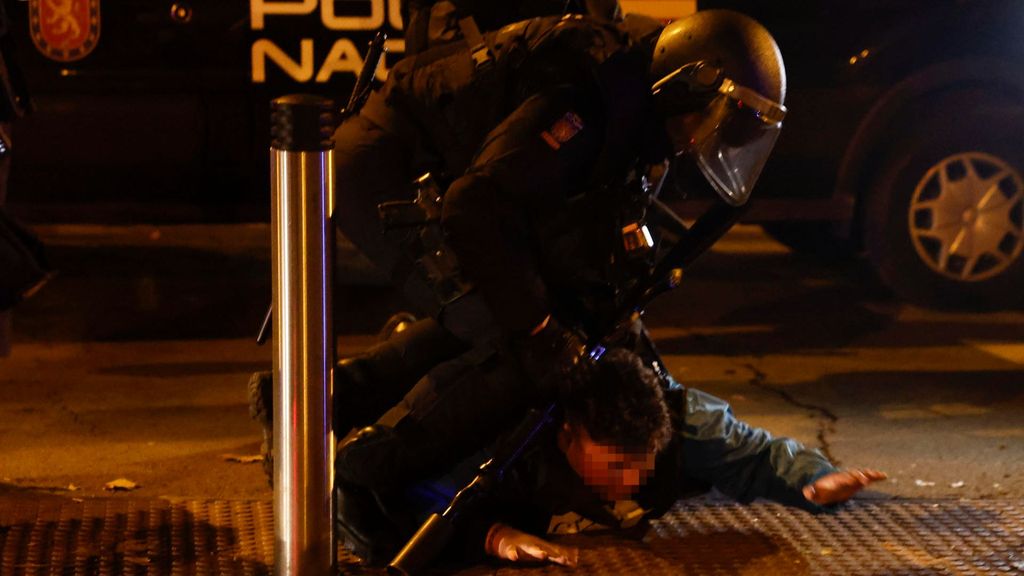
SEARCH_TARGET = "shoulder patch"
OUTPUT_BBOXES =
[29,0,101,62]
[541,111,585,150]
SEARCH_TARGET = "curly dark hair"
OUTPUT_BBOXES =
[561,348,673,453]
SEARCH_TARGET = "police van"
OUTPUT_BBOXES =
[9,0,413,222]
[7,0,1024,309]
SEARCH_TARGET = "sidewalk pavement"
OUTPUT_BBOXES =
[1,223,1022,574]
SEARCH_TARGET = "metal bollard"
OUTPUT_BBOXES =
[270,94,336,576]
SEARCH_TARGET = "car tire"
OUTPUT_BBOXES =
[863,87,1024,310]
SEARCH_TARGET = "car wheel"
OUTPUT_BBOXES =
[864,89,1024,309]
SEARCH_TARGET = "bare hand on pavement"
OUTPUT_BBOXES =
[803,468,888,505]
[487,524,579,567]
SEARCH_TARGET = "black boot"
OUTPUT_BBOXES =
[246,370,274,486]
[335,481,407,565]
[246,313,420,486]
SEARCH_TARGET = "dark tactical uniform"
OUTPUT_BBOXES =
[332,15,668,487]
[336,14,664,333]
[328,14,834,563]
[319,8,819,565]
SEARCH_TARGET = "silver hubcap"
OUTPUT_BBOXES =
[908,151,1024,282]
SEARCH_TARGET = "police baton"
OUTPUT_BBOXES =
[388,404,559,576]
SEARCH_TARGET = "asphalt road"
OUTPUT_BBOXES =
[0,224,1021,502]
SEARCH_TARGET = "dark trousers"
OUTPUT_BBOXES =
[332,109,519,486]
[332,315,536,563]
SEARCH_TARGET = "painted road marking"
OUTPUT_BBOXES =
[965,342,1024,366]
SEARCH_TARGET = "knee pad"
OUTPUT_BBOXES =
[336,424,401,487]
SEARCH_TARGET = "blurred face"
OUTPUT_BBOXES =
[559,422,656,502]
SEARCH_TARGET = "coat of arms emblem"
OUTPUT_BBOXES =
[28,0,101,62]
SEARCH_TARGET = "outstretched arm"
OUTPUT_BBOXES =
[678,388,884,511]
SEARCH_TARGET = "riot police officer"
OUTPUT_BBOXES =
[326,3,792,526]
[322,11,667,468]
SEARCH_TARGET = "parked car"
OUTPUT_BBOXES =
[7,0,1023,308]
[699,0,1024,309]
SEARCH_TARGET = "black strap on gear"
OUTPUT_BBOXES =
[457,16,494,70]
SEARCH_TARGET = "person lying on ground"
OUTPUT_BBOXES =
[334,347,887,567]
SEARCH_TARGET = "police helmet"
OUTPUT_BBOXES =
[651,10,787,206]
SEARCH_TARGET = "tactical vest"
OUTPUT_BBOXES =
[366,15,652,174]
[367,15,665,330]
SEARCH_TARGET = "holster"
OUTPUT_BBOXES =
[378,173,473,314]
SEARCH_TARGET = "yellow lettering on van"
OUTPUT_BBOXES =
[388,0,403,29]
[315,38,363,82]
[250,0,317,30]
[252,39,314,82]
[321,0,384,31]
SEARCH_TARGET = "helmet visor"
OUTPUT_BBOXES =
[675,79,786,206]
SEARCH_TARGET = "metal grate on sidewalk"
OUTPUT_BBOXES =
[1,496,1022,575]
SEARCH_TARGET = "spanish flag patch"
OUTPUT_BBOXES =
[541,111,584,150]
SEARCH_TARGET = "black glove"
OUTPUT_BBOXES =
[514,316,586,394]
